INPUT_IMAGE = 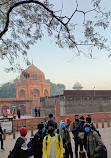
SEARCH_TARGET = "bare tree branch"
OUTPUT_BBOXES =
[0,0,70,38]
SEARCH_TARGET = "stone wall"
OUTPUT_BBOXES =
[41,96,111,116]
[13,116,49,130]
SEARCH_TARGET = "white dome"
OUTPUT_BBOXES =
[73,82,83,90]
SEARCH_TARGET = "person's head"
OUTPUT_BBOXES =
[65,118,71,128]
[49,114,53,121]
[79,116,84,121]
[79,116,85,124]
[86,115,91,123]
[20,127,27,137]
[84,123,91,133]
[60,120,66,129]
[47,122,55,136]
[75,114,79,122]
[37,123,44,133]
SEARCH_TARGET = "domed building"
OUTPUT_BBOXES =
[72,82,83,90]
[16,64,50,99]
[0,64,50,115]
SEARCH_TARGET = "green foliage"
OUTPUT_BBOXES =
[50,82,65,96]
[0,80,16,98]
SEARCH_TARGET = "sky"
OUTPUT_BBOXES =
[0,0,111,90]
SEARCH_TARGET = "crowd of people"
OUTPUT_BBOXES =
[0,113,107,158]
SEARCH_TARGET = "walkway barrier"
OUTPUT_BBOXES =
[79,151,86,158]
[13,127,16,139]
[96,122,98,129]
[102,119,104,128]
[107,119,110,127]
[3,129,6,140]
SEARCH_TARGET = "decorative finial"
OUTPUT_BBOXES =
[32,59,33,64]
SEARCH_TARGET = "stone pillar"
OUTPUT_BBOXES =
[55,104,61,128]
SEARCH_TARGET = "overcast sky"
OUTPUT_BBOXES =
[0,0,111,90]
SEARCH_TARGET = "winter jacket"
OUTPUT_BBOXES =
[87,131,105,158]
[43,133,63,158]
[11,136,29,158]
[71,120,81,139]
[58,127,71,147]
[32,132,43,158]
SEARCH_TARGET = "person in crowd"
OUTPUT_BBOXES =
[43,121,63,158]
[17,108,21,119]
[0,123,4,150]
[47,113,58,129]
[84,123,107,158]
[70,114,83,158]
[13,109,17,119]
[42,122,48,138]
[4,109,8,118]
[58,120,73,158]
[32,123,45,158]
[8,127,29,158]
[65,118,71,130]
[2,110,5,118]
[38,107,41,117]
[86,115,101,137]
[34,107,38,117]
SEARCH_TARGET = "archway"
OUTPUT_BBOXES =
[32,89,40,99]
[18,89,25,98]
[20,105,26,115]
[44,89,48,97]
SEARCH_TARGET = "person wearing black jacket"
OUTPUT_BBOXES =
[32,123,45,158]
[17,108,21,119]
[0,123,4,150]
[8,127,29,158]
[47,113,58,129]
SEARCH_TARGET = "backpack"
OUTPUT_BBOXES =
[8,149,17,158]
[27,132,40,156]
[46,134,60,147]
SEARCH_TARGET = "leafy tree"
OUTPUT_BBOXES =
[0,80,65,97]
[0,0,111,70]
[0,80,16,98]
[50,82,65,96]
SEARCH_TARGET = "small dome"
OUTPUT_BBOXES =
[20,64,45,82]
[73,82,83,90]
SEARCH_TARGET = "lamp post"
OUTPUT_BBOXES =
[93,87,95,97]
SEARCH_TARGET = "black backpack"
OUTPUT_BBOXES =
[27,132,40,156]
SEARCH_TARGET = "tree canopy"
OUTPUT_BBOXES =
[0,0,111,70]
[0,80,16,98]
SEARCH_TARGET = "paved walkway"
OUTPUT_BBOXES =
[0,126,111,158]
[0,115,34,119]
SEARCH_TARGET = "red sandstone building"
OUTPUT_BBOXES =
[0,64,50,115]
